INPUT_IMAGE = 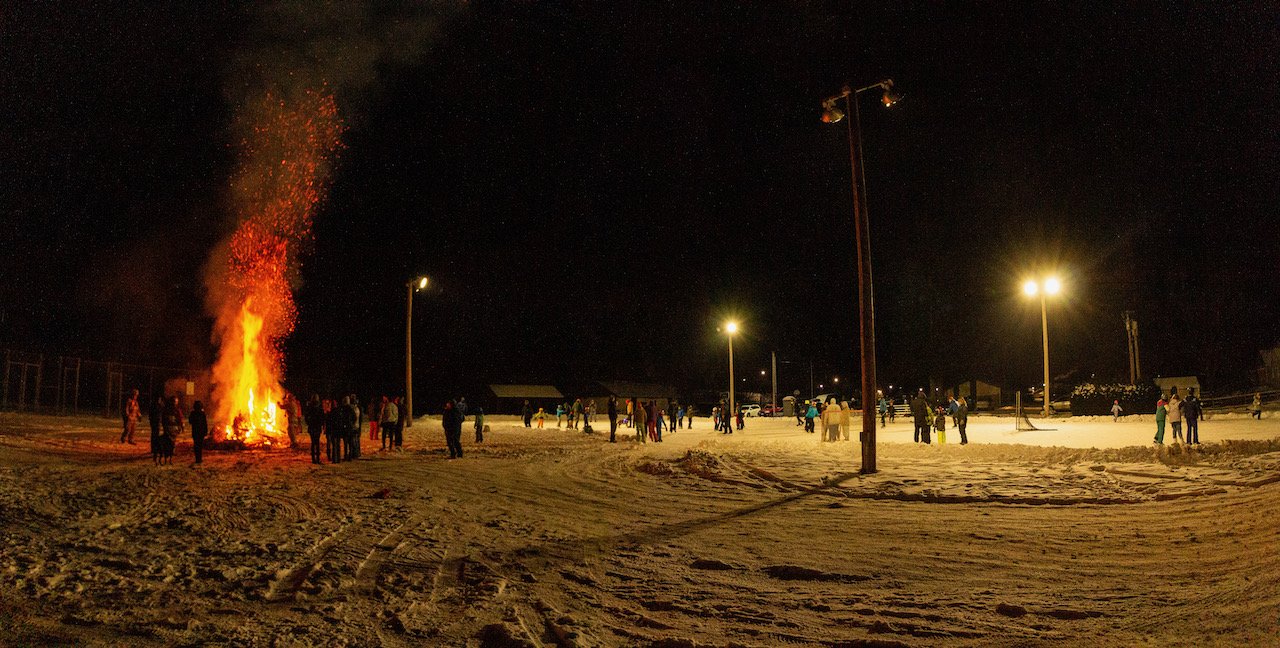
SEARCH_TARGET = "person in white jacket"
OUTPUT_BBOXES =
[822,398,842,442]
[1111,400,1123,421]
[1166,392,1183,442]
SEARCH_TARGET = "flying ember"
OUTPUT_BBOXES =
[208,88,343,446]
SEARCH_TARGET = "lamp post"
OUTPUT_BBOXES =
[1022,276,1061,417]
[822,79,899,474]
[724,321,738,421]
[405,276,429,428]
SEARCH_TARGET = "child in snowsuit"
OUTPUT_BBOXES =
[1111,400,1123,421]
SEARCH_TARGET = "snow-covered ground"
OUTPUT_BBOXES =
[1,410,1278,646]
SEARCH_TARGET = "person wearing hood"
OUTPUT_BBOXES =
[1111,400,1123,421]
[821,398,842,442]
[840,401,852,441]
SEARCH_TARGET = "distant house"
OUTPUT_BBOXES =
[487,384,564,414]
[1153,376,1201,397]
[957,379,1003,410]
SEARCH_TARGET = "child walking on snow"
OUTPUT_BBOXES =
[1111,400,1123,421]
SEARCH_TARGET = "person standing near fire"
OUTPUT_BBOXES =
[121,389,141,444]
[325,399,344,463]
[188,400,208,465]
[161,395,184,466]
[304,395,325,464]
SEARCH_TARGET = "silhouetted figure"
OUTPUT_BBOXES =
[189,400,208,464]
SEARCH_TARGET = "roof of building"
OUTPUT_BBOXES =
[488,384,564,399]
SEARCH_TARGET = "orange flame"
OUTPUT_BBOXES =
[209,88,343,445]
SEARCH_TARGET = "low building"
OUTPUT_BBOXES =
[1153,376,1201,397]
[487,384,564,414]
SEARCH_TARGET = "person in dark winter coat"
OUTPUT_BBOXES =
[188,401,208,464]
[607,396,618,443]
[442,400,464,458]
[325,400,344,463]
[910,390,932,444]
[474,406,485,443]
[304,395,325,464]
[954,396,970,445]
[1184,388,1202,445]
[522,400,533,428]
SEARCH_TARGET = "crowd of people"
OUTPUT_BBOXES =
[121,384,1265,465]
[1152,387,1204,445]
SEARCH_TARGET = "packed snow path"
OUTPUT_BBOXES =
[1,412,1278,646]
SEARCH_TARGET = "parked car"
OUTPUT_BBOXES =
[740,404,761,417]
[760,404,782,417]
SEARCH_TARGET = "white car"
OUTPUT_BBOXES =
[740,404,761,417]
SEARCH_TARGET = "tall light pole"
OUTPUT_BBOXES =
[822,79,899,474]
[405,276,429,427]
[1022,276,1061,417]
[724,321,738,420]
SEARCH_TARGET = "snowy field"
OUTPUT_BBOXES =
[2,410,1279,647]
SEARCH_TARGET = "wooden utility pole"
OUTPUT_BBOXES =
[1123,312,1142,384]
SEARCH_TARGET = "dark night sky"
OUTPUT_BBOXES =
[2,2,1278,404]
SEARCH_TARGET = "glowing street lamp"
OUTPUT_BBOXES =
[405,275,429,428]
[1022,275,1062,417]
[822,79,899,474]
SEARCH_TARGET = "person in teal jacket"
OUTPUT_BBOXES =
[1154,398,1168,444]
[804,401,818,434]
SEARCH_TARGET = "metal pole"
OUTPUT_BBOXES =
[846,92,878,474]
[771,351,777,413]
[1041,293,1050,417]
[405,282,414,428]
[728,335,735,420]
